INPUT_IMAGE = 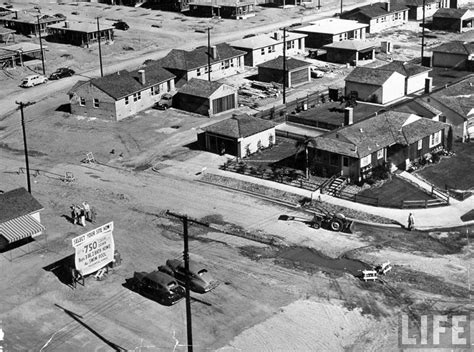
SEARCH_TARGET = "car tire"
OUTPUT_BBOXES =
[330,219,343,232]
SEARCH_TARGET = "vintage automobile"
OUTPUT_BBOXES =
[49,67,75,80]
[113,21,129,31]
[132,270,185,305]
[158,259,219,294]
[153,93,173,110]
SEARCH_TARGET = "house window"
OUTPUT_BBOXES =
[221,60,230,70]
[197,68,201,76]
[286,41,295,50]
[330,153,338,166]
[93,98,99,108]
[339,33,347,41]
[417,139,422,150]
[343,157,349,167]
[360,154,372,167]
[261,48,265,55]
[429,131,441,147]
[125,96,129,105]
[152,85,160,95]
[377,149,384,159]
[79,97,85,106]
[133,93,138,102]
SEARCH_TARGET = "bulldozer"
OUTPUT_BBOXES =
[279,207,353,232]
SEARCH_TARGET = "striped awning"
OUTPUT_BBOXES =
[0,215,45,243]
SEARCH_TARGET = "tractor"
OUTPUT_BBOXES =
[279,207,353,232]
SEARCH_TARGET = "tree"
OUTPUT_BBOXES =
[295,136,317,179]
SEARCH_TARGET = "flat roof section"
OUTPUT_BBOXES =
[292,18,368,35]
[230,31,307,50]
[48,21,114,33]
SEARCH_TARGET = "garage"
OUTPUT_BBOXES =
[257,56,311,88]
[174,78,238,117]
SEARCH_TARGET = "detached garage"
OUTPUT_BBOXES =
[198,113,276,158]
[257,56,311,88]
[174,78,238,117]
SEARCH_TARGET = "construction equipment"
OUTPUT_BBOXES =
[279,207,353,232]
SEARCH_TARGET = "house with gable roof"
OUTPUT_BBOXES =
[197,113,276,157]
[68,65,175,121]
[378,60,431,94]
[431,41,474,71]
[310,111,449,181]
[0,188,45,250]
[392,0,449,20]
[323,40,376,65]
[344,66,406,104]
[173,78,238,116]
[153,43,246,86]
[341,2,409,33]
[432,8,474,32]
[257,56,311,87]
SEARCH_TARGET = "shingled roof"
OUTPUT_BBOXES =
[345,66,403,85]
[323,40,376,51]
[430,77,474,118]
[432,41,474,55]
[394,0,438,6]
[379,60,431,77]
[0,188,43,223]
[314,111,446,158]
[342,2,408,19]
[77,66,175,100]
[203,114,275,139]
[257,56,311,71]
[178,78,228,98]
[433,8,473,19]
[155,43,245,71]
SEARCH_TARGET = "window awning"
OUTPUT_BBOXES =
[0,215,45,243]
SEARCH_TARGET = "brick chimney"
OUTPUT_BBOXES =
[274,32,281,40]
[138,69,145,85]
[385,1,390,12]
[64,21,69,28]
[210,45,217,60]
[344,107,354,126]
[424,77,432,94]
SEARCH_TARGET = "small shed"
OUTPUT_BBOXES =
[174,78,238,116]
[198,113,276,157]
[0,188,45,250]
[47,20,114,47]
[257,56,311,88]
[323,40,375,65]
[431,41,474,71]
[432,8,474,32]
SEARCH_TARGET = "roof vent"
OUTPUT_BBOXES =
[359,128,363,133]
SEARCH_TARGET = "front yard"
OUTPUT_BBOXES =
[416,141,474,191]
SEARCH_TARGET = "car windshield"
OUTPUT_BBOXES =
[167,281,178,289]
[197,269,207,276]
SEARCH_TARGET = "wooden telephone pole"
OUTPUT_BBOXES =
[16,101,36,193]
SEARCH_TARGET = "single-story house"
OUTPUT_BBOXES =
[341,2,409,33]
[417,76,474,141]
[0,42,45,68]
[323,40,376,65]
[230,31,307,67]
[257,56,311,88]
[432,8,474,32]
[0,13,65,36]
[392,98,442,120]
[0,187,45,250]
[378,60,432,94]
[392,0,449,20]
[173,78,238,116]
[197,113,276,157]
[152,43,246,86]
[310,111,449,181]
[68,65,176,121]
[290,18,368,49]
[345,66,406,104]
[188,0,255,19]
[450,0,473,7]
[153,0,190,12]
[47,20,114,47]
[431,41,474,71]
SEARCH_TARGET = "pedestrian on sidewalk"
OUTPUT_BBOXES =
[70,204,78,225]
[82,201,91,221]
[407,213,415,231]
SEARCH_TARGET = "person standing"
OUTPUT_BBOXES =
[82,201,91,221]
[79,207,86,227]
[407,213,415,231]
[70,205,77,225]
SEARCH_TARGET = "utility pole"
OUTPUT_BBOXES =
[97,17,104,77]
[340,0,343,16]
[16,101,36,194]
[317,0,321,10]
[207,27,211,82]
[166,210,194,352]
[421,0,426,66]
[36,15,45,75]
[282,27,287,105]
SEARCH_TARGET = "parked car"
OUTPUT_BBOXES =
[158,259,219,293]
[20,74,48,88]
[132,271,185,305]
[113,21,129,31]
[49,67,75,80]
[153,93,173,110]
[310,67,325,78]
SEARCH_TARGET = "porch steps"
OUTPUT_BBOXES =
[326,176,348,196]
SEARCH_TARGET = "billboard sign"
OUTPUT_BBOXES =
[72,222,115,276]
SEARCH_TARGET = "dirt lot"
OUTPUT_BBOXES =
[1,3,473,351]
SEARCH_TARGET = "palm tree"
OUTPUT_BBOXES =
[295,136,317,179]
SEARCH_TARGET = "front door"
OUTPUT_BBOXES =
[342,156,350,176]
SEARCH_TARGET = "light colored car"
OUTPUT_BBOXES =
[158,259,219,293]
[310,67,325,78]
[20,74,48,88]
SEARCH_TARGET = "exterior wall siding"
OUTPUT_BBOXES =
[432,52,467,70]
[345,81,383,103]
[240,128,276,157]
[406,72,430,94]
[232,39,305,66]
[367,11,408,33]
[70,83,117,121]
[187,56,244,80]
[381,73,405,104]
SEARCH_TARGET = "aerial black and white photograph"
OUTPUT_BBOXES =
[0,0,473,350]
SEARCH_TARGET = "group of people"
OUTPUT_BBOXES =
[70,201,92,226]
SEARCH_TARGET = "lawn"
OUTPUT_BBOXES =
[357,176,434,208]
[416,142,474,190]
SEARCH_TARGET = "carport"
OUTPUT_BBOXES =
[257,56,311,88]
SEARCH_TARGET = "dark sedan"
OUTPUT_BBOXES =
[49,68,75,80]
[132,270,185,305]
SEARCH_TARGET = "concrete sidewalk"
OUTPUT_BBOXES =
[205,167,474,230]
